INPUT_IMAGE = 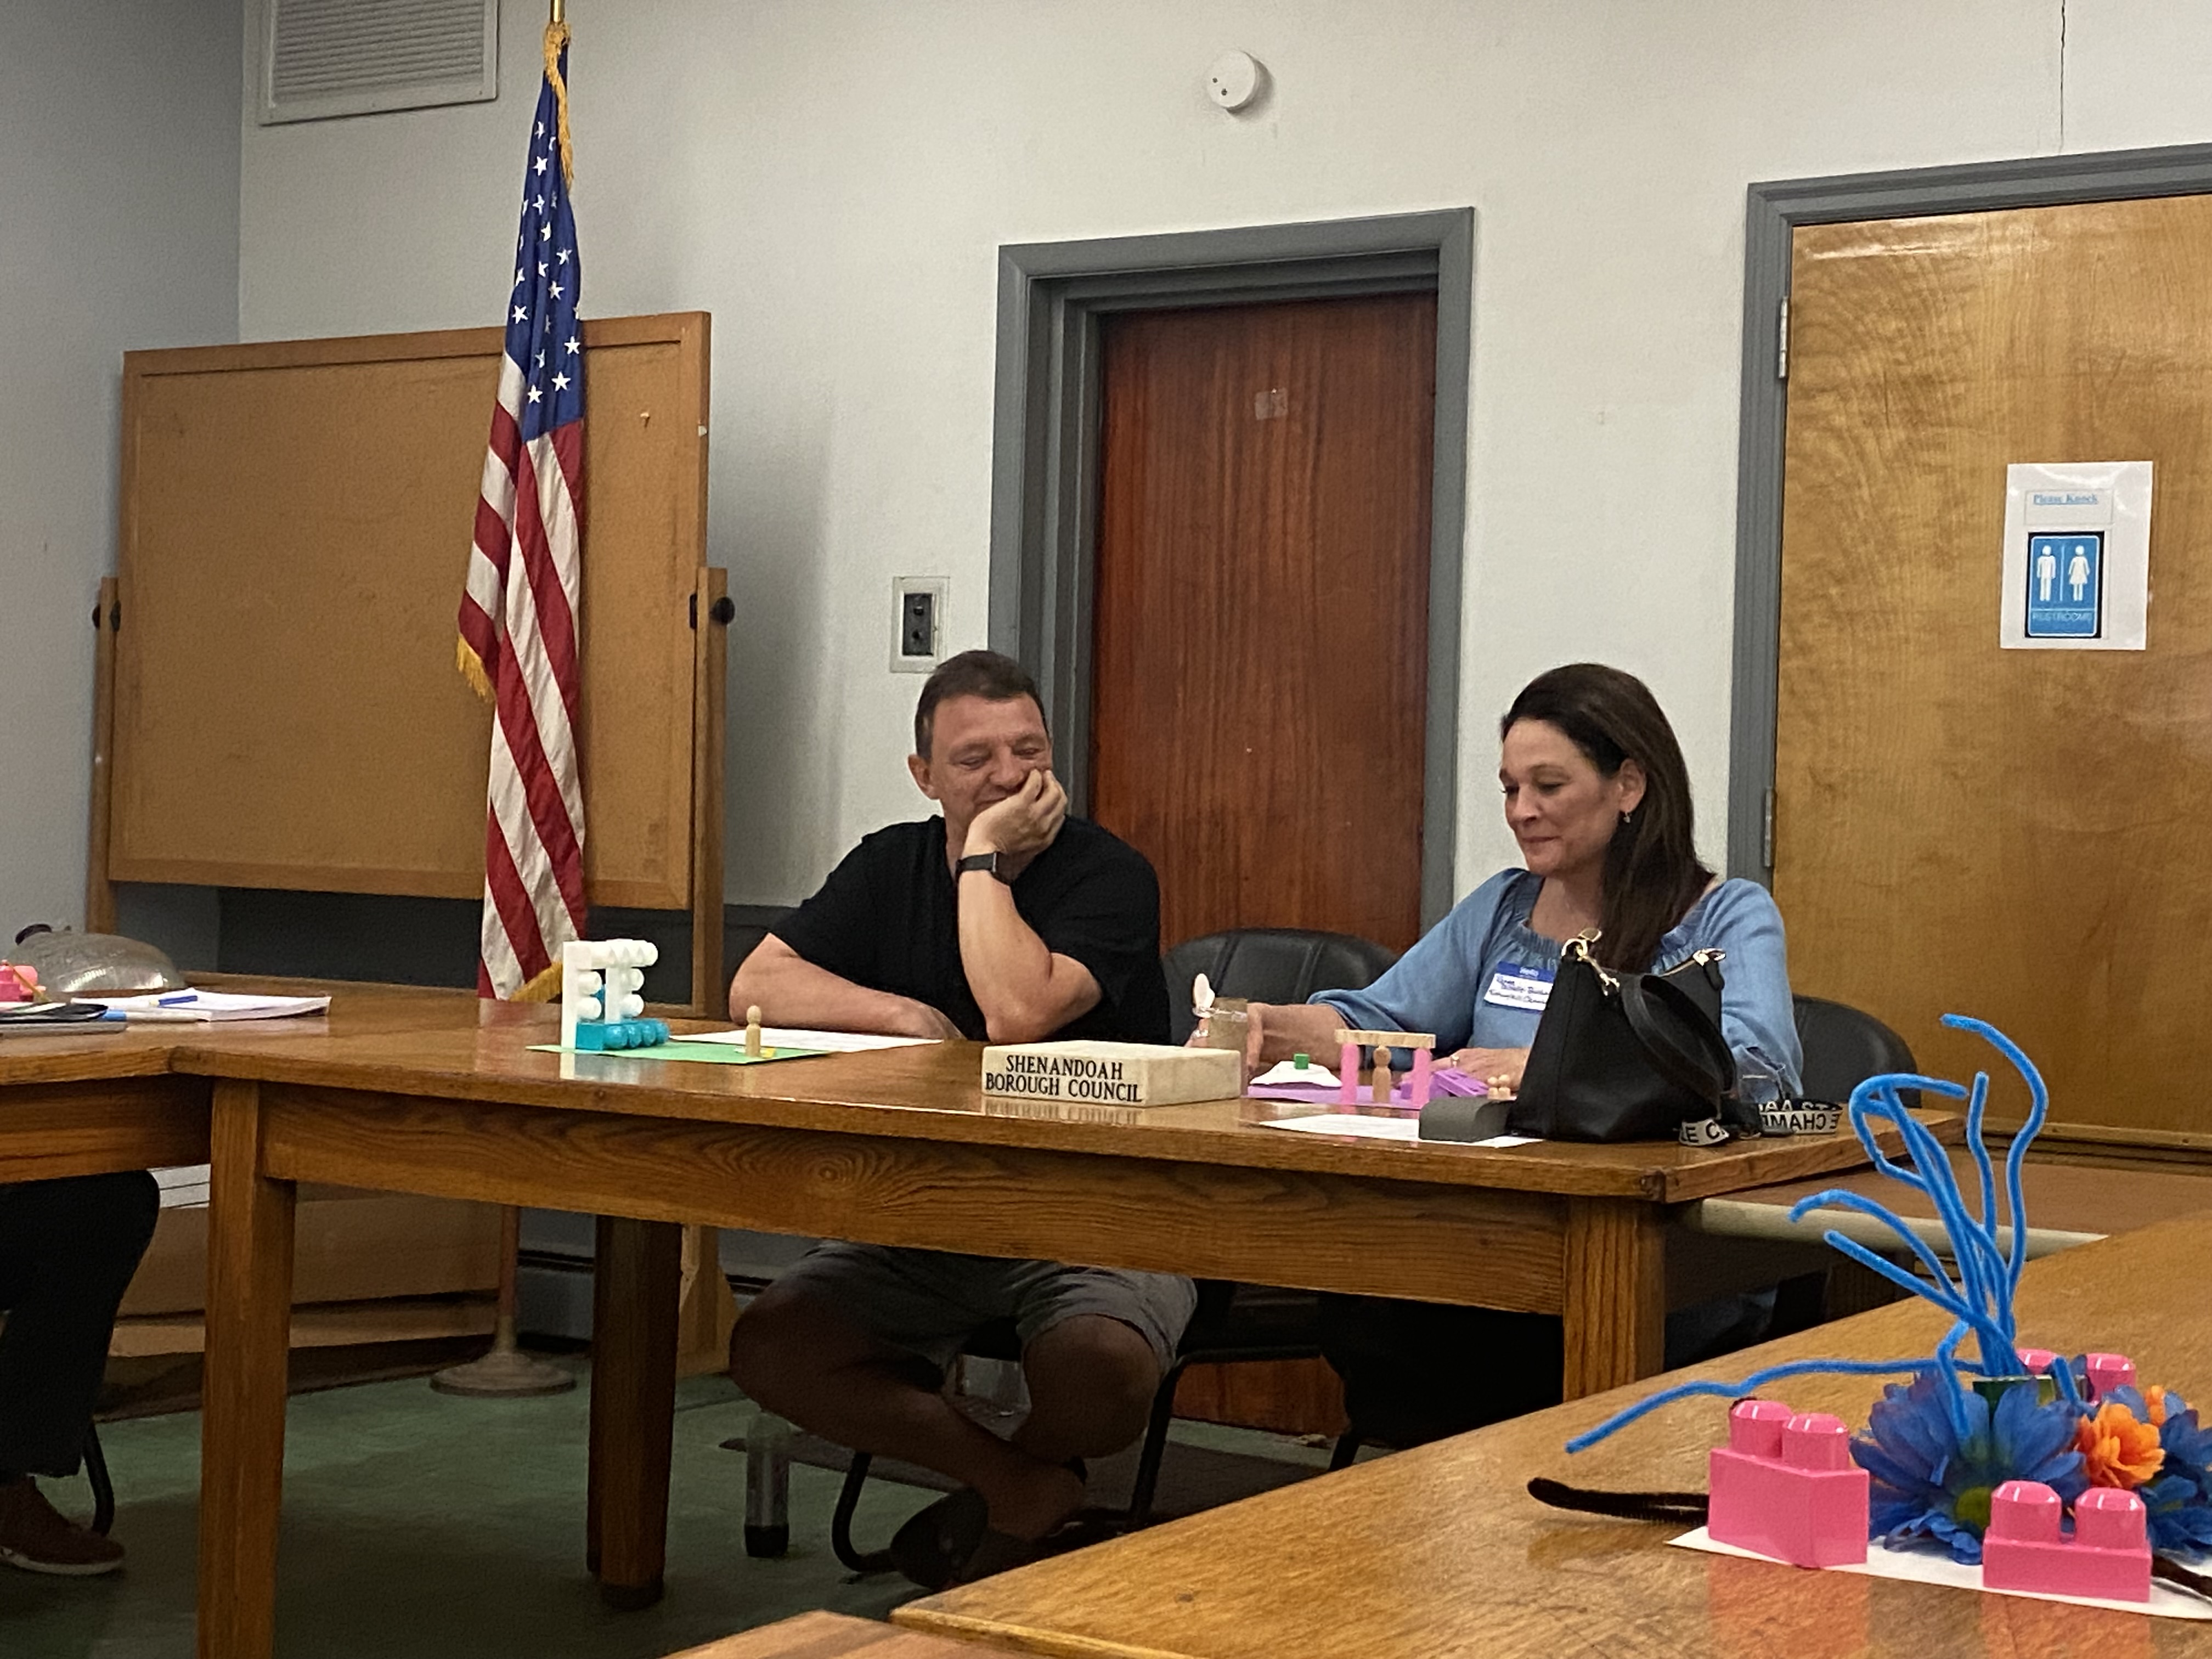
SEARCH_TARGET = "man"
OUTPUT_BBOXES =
[727,649,1186,1587]
[0,1171,159,1575]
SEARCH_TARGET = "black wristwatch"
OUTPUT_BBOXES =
[956,851,1008,883]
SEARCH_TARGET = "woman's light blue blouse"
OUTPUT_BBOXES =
[1314,868,1803,1093]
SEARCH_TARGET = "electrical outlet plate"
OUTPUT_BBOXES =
[891,577,949,673]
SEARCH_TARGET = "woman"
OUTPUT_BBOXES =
[1243,662,1802,1446]
[1245,662,1798,1092]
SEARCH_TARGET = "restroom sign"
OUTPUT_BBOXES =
[2000,463,2152,652]
[2025,532,2102,638]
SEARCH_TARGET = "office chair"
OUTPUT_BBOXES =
[1792,994,1917,1109]
[1765,995,1920,1336]
[85,1424,115,1536]
[1161,928,1401,1046]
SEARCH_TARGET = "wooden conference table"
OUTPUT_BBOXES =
[0,989,1947,1659]
[902,1209,2212,1659]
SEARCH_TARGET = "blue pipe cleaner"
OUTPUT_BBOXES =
[2045,1351,2087,1414]
[1953,1015,2050,1296]
[1564,1356,1948,1453]
[1566,1017,2055,1454]
[1855,1086,2022,1365]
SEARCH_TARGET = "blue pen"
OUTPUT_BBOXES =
[156,991,198,1006]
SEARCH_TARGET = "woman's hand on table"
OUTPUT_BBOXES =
[1448,1046,1530,1098]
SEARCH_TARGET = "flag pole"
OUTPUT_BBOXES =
[431,1205,576,1397]
[433,0,581,1403]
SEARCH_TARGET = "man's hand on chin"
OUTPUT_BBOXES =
[964,769,1068,861]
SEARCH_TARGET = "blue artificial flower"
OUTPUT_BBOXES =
[1853,1371,2086,1564]
[2115,1385,2212,1561]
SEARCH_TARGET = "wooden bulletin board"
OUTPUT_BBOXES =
[96,312,725,1003]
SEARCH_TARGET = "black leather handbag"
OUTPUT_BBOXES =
[1507,935,1752,1144]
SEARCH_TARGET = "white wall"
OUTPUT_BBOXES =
[232,1,2207,909]
[0,0,241,936]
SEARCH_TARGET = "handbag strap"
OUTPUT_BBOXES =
[1617,970,1737,1108]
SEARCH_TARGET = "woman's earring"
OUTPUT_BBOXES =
[1620,809,1635,827]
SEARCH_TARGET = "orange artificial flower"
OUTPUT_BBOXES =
[2146,1385,2170,1426]
[2075,1401,2165,1488]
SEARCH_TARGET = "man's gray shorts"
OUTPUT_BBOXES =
[770,1244,1197,1374]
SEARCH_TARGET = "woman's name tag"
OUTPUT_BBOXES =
[1483,963,1555,1011]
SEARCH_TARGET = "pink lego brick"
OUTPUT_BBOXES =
[1707,1400,1869,1568]
[1338,1040,1361,1105]
[2016,1348,2056,1375]
[1982,1481,2150,1602]
[2085,1353,2137,1401]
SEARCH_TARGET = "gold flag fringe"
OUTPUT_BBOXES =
[513,958,564,1003]
[456,637,494,702]
[543,21,575,189]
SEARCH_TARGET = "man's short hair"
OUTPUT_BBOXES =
[913,650,1047,758]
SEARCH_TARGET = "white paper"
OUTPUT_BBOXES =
[1252,1059,1341,1087]
[1258,1114,1538,1148]
[1671,1527,2209,1620]
[686,1026,938,1053]
[1999,461,2152,651]
[89,991,331,1021]
[1261,1113,1424,1141]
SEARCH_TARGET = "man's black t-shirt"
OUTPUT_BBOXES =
[773,815,1169,1043]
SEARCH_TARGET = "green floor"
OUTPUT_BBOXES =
[0,1363,1328,1658]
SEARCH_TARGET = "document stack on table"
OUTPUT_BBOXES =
[0,989,331,1033]
[85,990,332,1022]
[0,1001,122,1036]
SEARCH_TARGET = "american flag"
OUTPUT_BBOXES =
[457,29,586,1001]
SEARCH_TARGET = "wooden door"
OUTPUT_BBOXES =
[1774,198,2212,1140]
[1090,294,1436,956]
[1088,294,1436,1436]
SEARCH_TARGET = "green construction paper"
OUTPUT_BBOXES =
[526,1041,830,1065]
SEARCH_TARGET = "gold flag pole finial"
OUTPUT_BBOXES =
[550,0,564,24]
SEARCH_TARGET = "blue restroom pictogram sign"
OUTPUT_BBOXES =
[2025,532,2102,639]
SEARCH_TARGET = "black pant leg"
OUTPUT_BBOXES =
[0,1171,160,1477]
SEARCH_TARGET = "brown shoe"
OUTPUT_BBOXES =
[0,1476,125,1576]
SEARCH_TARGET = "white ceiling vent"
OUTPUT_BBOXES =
[259,0,498,125]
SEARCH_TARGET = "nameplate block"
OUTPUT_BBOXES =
[980,1041,1243,1107]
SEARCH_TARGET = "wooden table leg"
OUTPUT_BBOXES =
[1561,1197,1665,1398]
[586,1216,682,1610]
[198,1080,296,1659]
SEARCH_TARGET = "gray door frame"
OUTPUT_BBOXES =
[1730,142,2212,881]
[989,209,1475,928]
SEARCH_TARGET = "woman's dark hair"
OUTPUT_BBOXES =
[1500,663,1712,971]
